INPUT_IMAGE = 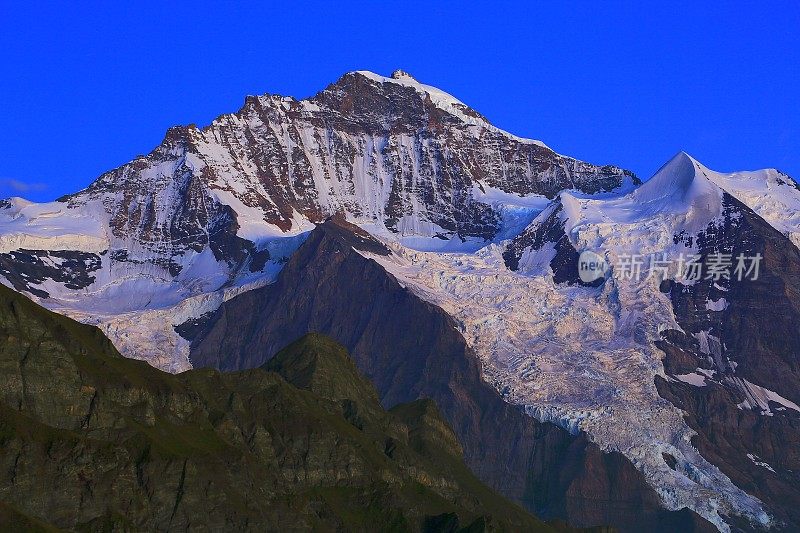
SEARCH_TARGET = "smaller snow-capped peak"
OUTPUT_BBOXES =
[634,151,718,206]
[630,151,800,247]
[550,151,725,239]
[628,151,723,232]
[550,150,800,254]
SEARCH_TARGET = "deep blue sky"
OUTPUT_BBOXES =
[2,2,798,202]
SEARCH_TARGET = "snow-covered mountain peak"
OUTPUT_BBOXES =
[630,152,800,249]
[347,70,551,148]
[0,70,637,319]
[634,151,716,204]
[352,69,466,106]
[542,152,725,243]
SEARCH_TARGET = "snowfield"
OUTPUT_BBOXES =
[0,197,109,253]
[705,164,800,248]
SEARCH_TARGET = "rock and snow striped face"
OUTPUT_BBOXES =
[0,70,634,313]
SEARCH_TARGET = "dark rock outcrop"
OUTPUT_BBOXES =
[188,217,713,532]
[502,201,604,287]
[0,249,103,298]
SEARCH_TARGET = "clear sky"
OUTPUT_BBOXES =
[2,1,798,202]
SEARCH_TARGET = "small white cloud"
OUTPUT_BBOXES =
[0,178,48,193]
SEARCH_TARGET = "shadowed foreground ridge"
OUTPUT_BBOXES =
[0,283,565,531]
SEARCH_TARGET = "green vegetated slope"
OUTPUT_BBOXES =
[0,283,564,532]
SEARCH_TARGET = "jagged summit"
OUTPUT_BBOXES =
[349,69,479,114]
[390,69,416,81]
[344,70,555,148]
[0,70,637,311]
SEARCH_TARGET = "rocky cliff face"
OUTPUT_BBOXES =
[656,194,800,529]
[186,217,713,532]
[501,200,601,286]
[0,283,560,531]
